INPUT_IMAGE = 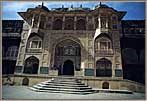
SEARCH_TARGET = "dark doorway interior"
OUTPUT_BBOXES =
[102,82,109,89]
[63,60,74,76]
[22,77,29,86]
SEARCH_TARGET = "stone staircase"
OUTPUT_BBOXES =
[29,77,96,94]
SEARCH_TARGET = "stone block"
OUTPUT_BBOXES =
[49,70,58,76]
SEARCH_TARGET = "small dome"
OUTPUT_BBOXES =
[36,3,49,12]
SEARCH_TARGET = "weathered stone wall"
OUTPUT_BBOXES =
[4,75,144,93]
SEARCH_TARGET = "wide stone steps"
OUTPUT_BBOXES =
[30,87,95,94]
[29,77,96,94]
[34,84,92,90]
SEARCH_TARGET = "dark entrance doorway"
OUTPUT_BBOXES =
[63,60,74,75]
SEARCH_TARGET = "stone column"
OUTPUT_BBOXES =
[98,15,101,28]
[51,16,54,29]
[62,16,65,30]
[37,14,41,28]
[31,14,35,27]
[86,16,88,30]
[74,16,77,30]
[92,16,95,29]
[106,18,108,28]
[44,16,48,29]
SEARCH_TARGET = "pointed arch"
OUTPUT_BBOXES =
[23,56,39,74]
[76,19,86,30]
[96,58,112,77]
[53,19,62,30]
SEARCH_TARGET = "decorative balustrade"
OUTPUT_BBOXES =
[26,48,42,53]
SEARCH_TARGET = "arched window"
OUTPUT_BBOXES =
[95,36,112,53]
[122,48,138,64]
[76,19,86,30]
[53,19,62,30]
[27,36,42,49]
[96,58,112,77]
[6,46,18,57]
[23,56,39,74]
[65,19,74,30]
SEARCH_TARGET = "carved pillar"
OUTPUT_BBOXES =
[44,16,48,29]
[62,16,65,30]
[31,14,35,27]
[86,16,88,30]
[98,15,101,28]
[106,18,108,28]
[74,16,77,30]
[51,16,54,29]
[92,16,95,29]
[37,14,41,28]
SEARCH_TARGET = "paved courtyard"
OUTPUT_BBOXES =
[2,86,145,100]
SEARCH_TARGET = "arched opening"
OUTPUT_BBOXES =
[65,19,74,30]
[102,82,109,89]
[27,35,42,50]
[23,56,39,74]
[53,19,62,30]
[76,19,86,30]
[54,39,81,76]
[22,77,29,86]
[96,58,112,77]
[95,34,112,53]
[63,60,74,75]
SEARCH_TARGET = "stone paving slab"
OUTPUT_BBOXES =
[2,86,145,100]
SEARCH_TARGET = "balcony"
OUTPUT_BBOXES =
[31,28,39,33]
[48,30,95,34]
[95,49,113,56]
[26,48,42,53]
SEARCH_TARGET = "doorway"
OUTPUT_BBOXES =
[63,60,74,76]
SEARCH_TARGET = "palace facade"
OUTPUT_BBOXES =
[2,3,145,92]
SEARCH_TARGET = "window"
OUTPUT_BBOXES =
[65,19,74,30]
[28,36,42,49]
[30,41,42,48]
[53,19,62,30]
[113,25,117,29]
[6,46,18,57]
[95,36,112,53]
[100,41,111,50]
[76,19,86,30]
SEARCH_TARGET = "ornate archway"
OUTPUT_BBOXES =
[54,39,81,75]
[96,58,112,77]
[23,56,39,74]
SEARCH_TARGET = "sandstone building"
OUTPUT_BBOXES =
[2,3,145,92]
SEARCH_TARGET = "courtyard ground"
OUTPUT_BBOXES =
[2,85,145,100]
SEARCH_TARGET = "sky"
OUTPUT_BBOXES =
[2,1,145,20]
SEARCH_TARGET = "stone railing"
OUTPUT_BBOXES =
[95,50,113,56]
[26,48,42,53]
